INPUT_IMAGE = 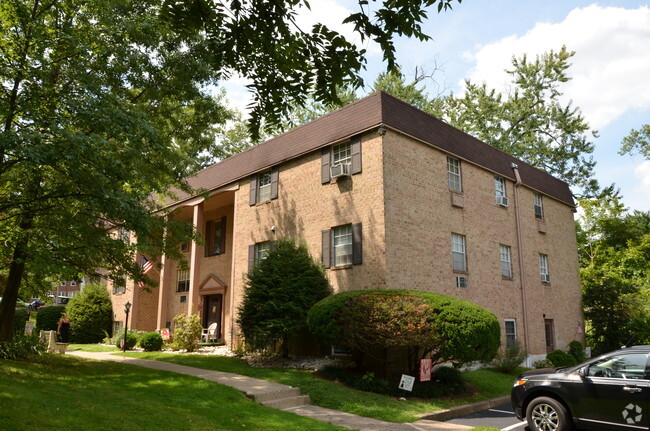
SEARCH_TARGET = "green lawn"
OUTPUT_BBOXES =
[120,351,521,424]
[0,354,347,431]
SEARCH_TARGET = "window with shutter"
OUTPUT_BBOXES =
[250,167,279,205]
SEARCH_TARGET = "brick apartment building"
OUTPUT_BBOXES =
[110,91,583,363]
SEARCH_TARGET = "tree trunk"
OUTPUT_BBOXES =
[0,236,29,342]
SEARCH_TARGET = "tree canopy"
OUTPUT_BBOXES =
[0,0,462,341]
[620,124,650,159]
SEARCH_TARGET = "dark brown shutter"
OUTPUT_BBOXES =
[321,229,331,268]
[321,147,331,184]
[204,221,214,257]
[249,175,257,206]
[248,244,255,272]
[352,223,362,265]
[219,216,227,254]
[350,137,362,174]
[270,167,279,200]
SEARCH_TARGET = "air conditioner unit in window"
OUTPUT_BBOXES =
[541,274,551,283]
[497,196,509,207]
[456,276,468,288]
[330,163,351,179]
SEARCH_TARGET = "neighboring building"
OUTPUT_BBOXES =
[109,91,583,363]
[48,279,83,303]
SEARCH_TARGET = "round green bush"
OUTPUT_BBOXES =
[307,289,500,372]
[568,340,586,364]
[139,331,164,351]
[546,349,577,367]
[115,331,138,350]
[35,305,66,332]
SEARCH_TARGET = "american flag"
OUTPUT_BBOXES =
[138,256,154,288]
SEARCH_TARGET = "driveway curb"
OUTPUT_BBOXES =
[417,396,511,422]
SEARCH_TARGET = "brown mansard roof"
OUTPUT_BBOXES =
[170,91,575,207]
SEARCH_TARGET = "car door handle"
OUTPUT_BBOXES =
[623,386,642,393]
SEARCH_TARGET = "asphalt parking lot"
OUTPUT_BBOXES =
[445,403,527,430]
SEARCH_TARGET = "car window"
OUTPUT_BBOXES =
[587,353,649,380]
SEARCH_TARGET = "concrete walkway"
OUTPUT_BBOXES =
[68,350,474,431]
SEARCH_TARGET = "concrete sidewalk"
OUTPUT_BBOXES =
[68,350,475,431]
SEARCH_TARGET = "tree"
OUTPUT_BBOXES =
[579,210,650,354]
[441,47,599,197]
[66,283,113,343]
[237,239,331,356]
[0,0,462,341]
[371,67,445,115]
[620,124,650,159]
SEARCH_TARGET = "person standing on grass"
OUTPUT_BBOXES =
[57,313,71,343]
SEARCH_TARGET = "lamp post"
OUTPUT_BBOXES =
[123,301,131,352]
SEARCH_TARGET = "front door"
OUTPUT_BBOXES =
[203,294,222,340]
[544,319,555,353]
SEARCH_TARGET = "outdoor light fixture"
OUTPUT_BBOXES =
[123,301,131,352]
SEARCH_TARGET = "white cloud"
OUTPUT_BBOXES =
[464,5,650,130]
[631,160,650,211]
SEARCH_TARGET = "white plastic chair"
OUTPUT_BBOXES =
[201,322,218,343]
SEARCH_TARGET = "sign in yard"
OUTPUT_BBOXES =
[420,358,432,382]
[398,374,415,392]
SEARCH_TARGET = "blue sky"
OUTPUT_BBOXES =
[224,1,650,211]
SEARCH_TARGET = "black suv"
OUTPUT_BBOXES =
[512,345,649,431]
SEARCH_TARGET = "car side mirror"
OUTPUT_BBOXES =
[575,367,587,377]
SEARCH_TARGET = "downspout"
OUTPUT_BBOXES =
[511,163,531,366]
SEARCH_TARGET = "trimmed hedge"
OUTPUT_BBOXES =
[307,290,500,373]
[35,305,66,332]
[546,349,577,367]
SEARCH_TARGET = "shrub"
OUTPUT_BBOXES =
[546,349,577,367]
[490,341,526,373]
[115,330,138,350]
[35,305,66,332]
[568,340,586,364]
[237,239,331,356]
[66,283,113,343]
[534,359,554,369]
[13,304,29,335]
[169,313,202,352]
[0,334,45,360]
[139,331,164,351]
[412,366,465,398]
[308,290,500,375]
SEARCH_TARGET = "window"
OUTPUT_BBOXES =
[321,223,363,268]
[177,269,190,292]
[249,167,279,205]
[495,176,508,205]
[451,233,467,272]
[333,225,353,266]
[60,281,66,286]
[534,193,544,219]
[247,241,275,271]
[180,220,192,252]
[179,295,187,303]
[119,227,130,243]
[112,276,126,295]
[447,156,462,192]
[70,280,76,286]
[205,217,227,257]
[255,241,272,263]
[500,245,512,278]
[332,142,352,167]
[505,319,517,347]
[539,254,550,283]
[258,170,272,202]
[321,138,362,183]
[587,353,649,379]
